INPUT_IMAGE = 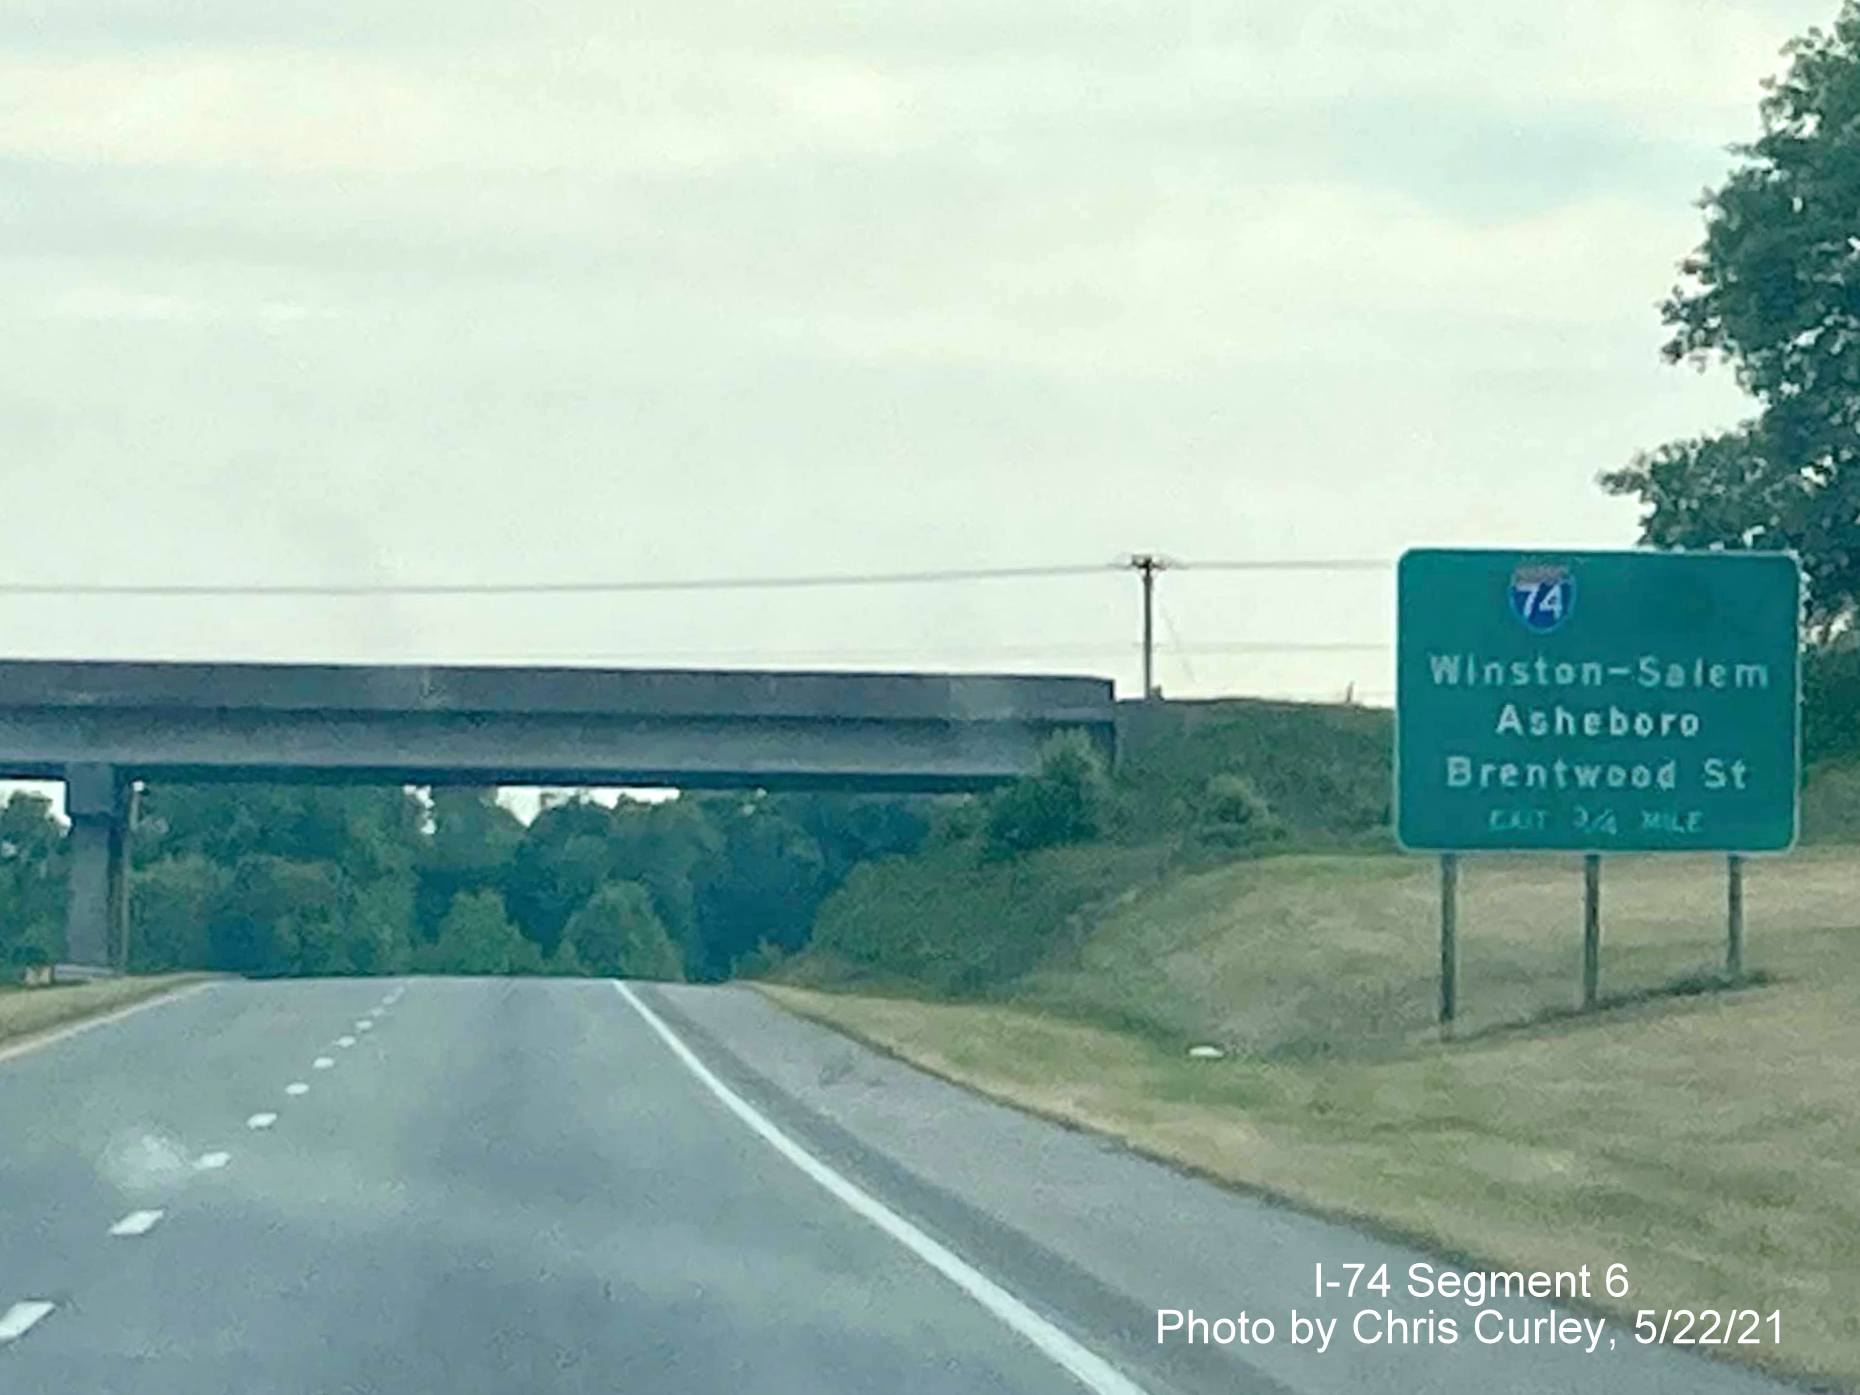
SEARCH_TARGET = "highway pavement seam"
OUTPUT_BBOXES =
[613,980,1156,1395]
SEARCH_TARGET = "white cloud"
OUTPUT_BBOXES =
[46,285,334,323]
[0,44,916,176]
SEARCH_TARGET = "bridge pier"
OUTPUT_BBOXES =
[65,763,129,969]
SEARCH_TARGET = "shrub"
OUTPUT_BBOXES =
[983,731,1111,859]
[927,795,985,848]
[1195,773,1283,848]
[731,937,789,979]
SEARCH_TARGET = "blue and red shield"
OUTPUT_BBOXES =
[1508,563,1575,633]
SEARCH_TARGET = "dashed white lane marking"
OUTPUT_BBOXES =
[0,1301,55,1344]
[312,1057,334,1070]
[356,1020,374,1032]
[368,1007,384,1018]
[195,1152,232,1171]
[336,1036,357,1048]
[285,1082,309,1096]
[246,1113,278,1130]
[108,1209,165,1237]
[612,983,1153,1395]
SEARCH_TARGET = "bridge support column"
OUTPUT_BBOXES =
[65,763,129,969]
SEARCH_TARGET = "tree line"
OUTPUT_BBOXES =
[0,784,933,981]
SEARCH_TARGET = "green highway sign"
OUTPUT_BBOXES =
[1396,548,1800,853]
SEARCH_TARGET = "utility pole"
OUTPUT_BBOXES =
[1125,554,1171,701]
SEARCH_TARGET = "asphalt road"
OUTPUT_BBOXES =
[0,978,1803,1395]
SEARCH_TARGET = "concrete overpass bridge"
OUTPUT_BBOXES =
[0,659,1115,968]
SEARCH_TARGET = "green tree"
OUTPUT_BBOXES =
[415,889,535,975]
[506,797,615,956]
[209,855,351,976]
[564,881,683,980]
[689,796,825,979]
[0,791,65,965]
[1601,6,1860,631]
[415,787,524,942]
[129,854,224,971]
[609,796,721,974]
[982,731,1111,858]
[142,784,422,879]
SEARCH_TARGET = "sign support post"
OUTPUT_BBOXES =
[1581,854,1602,1010]
[1439,853,1459,1033]
[1726,853,1745,978]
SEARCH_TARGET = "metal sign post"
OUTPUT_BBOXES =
[1439,853,1459,1032]
[1727,853,1745,978]
[1582,854,1602,1010]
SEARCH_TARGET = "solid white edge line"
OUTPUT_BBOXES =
[612,982,1151,1395]
[0,982,215,1068]
[0,1300,55,1344]
[108,1209,165,1237]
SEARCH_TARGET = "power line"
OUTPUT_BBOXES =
[0,557,1391,599]
[1182,559,1391,573]
[1177,640,1388,654]
[194,641,1386,664]
[0,562,1113,598]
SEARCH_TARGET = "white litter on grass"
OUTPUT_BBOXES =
[1186,1044,1227,1060]
[0,1301,55,1344]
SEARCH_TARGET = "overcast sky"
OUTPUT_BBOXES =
[0,0,1836,707]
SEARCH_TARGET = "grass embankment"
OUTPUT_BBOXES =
[0,975,211,1054]
[768,698,1860,1388]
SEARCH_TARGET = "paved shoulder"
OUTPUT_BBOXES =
[650,983,1794,1395]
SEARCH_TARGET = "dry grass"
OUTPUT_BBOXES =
[764,846,1860,1390]
[1018,847,1860,1057]
[0,975,210,1053]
